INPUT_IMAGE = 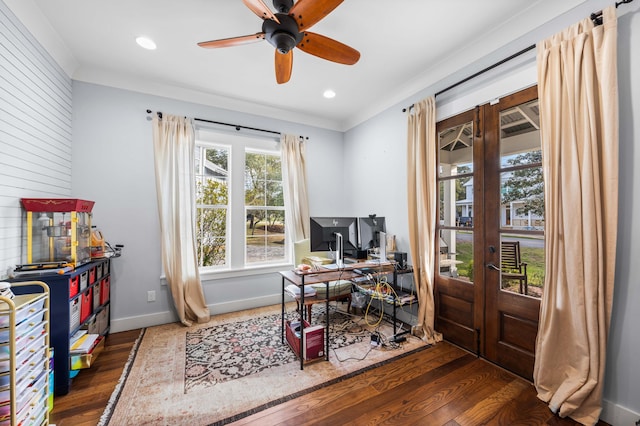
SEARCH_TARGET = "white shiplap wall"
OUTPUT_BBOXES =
[0,1,72,279]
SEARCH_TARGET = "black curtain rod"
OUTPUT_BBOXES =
[402,0,634,113]
[402,43,535,112]
[146,110,308,140]
[591,0,633,25]
[194,117,281,136]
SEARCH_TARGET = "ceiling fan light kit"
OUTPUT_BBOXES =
[263,14,303,54]
[198,0,359,84]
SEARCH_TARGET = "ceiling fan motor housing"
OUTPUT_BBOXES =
[263,13,303,54]
[272,0,294,13]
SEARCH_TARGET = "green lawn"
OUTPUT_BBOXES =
[453,241,545,289]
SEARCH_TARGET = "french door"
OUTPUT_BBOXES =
[434,86,544,380]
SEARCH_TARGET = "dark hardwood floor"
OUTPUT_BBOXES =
[50,329,607,425]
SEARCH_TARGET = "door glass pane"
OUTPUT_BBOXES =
[439,178,473,227]
[500,99,540,163]
[438,119,475,283]
[439,121,473,177]
[500,235,544,298]
[500,169,544,230]
[499,98,544,298]
[439,229,473,281]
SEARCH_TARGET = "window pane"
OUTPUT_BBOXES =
[438,121,474,177]
[266,181,283,206]
[246,181,266,206]
[500,169,544,230]
[439,229,473,281]
[245,152,265,180]
[195,144,229,269]
[206,147,228,171]
[439,178,473,228]
[266,156,282,180]
[500,235,544,298]
[500,99,541,166]
[196,207,227,267]
[246,208,285,264]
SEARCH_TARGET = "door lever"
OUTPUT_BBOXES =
[486,263,501,271]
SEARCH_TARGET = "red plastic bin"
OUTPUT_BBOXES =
[80,288,93,323]
[100,276,110,305]
[69,275,79,298]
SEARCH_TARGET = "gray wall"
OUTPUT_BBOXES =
[70,81,346,330]
[341,1,640,423]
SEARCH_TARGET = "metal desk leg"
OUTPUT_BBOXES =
[281,276,285,343]
[325,280,330,361]
[300,275,305,370]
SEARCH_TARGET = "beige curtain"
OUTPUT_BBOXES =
[281,134,310,242]
[534,6,618,425]
[406,97,442,345]
[152,114,210,327]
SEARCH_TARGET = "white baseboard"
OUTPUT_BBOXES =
[601,398,640,426]
[109,293,282,333]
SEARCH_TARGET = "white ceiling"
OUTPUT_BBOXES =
[7,0,585,131]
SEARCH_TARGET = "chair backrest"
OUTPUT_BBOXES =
[293,239,331,266]
[501,241,523,273]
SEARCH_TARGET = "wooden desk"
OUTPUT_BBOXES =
[280,262,396,370]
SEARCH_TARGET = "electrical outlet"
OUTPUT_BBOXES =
[147,290,156,302]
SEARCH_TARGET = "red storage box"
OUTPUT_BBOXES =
[285,319,325,361]
[69,275,79,298]
[100,276,110,305]
[80,288,93,323]
[89,266,96,285]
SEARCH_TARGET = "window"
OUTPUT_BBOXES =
[194,131,288,272]
[195,144,230,268]
[245,150,285,264]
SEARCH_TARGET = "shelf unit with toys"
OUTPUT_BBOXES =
[0,281,50,426]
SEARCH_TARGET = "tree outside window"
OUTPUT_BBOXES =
[195,145,229,268]
[245,151,285,264]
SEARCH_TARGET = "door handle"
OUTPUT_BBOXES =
[486,263,501,271]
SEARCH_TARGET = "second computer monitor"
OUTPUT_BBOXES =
[359,216,386,250]
[309,217,359,253]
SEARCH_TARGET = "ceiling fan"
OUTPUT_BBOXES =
[197,0,360,84]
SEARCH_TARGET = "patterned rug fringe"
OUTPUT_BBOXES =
[97,328,146,426]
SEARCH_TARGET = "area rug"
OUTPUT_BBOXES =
[99,302,429,426]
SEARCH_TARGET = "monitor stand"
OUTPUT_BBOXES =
[378,231,387,262]
[335,232,344,268]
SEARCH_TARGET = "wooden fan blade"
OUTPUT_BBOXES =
[289,0,343,30]
[242,0,280,23]
[275,50,293,84]
[297,32,360,65]
[198,33,265,48]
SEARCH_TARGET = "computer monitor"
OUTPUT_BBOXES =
[309,217,358,261]
[358,216,386,250]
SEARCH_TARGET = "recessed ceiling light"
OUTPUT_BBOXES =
[323,89,336,99]
[136,36,157,50]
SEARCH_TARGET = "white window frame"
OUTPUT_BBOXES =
[195,141,231,271]
[196,129,291,280]
[244,147,287,267]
